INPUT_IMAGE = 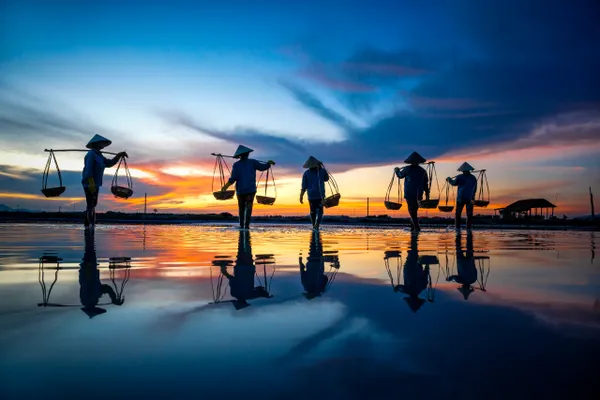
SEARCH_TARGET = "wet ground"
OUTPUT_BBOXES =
[0,223,598,399]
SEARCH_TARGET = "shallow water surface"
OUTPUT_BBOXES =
[0,223,598,399]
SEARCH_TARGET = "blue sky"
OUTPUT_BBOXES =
[1,0,599,214]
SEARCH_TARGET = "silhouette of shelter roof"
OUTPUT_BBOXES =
[495,198,557,212]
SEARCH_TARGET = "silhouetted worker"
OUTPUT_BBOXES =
[396,233,429,312]
[299,230,330,299]
[447,162,478,230]
[447,232,477,300]
[221,145,275,230]
[394,152,430,232]
[220,231,271,309]
[300,156,330,230]
[79,229,122,318]
[82,134,128,228]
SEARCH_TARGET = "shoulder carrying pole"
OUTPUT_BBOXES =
[210,152,268,163]
[45,149,119,156]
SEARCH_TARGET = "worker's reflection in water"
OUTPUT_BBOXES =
[300,230,339,299]
[397,233,429,312]
[79,229,123,318]
[220,231,272,309]
[447,232,477,300]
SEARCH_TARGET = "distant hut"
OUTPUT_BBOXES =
[495,198,557,220]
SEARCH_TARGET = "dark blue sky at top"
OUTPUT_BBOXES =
[2,0,460,58]
[1,0,599,170]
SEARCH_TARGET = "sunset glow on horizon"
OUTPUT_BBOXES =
[1,0,598,217]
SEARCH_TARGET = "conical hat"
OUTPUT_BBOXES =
[303,292,321,300]
[303,156,322,169]
[457,162,475,172]
[457,285,474,300]
[418,255,440,265]
[403,296,426,312]
[232,300,250,310]
[233,145,254,158]
[404,151,426,164]
[86,134,112,149]
[80,306,107,318]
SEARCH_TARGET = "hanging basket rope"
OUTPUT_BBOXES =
[321,164,341,208]
[212,154,235,200]
[111,157,133,199]
[41,150,66,198]
[475,256,491,291]
[210,259,232,304]
[384,250,403,291]
[426,263,441,302]
[256,166,277,205]
[473,169,490,207]
[438,181,455,213]
[384,171,403,210]
[109,257,131,305]
[254,254,276,296]
[324,262,339,293]
[38,254,63,306]
[419,162,440,209]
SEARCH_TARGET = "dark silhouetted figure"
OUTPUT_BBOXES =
[300,230,340,299]
[220,145,275,229]
[79,229,122,318]
[300,156,330,230]
[396,233,429,312]
[447,162,478,230]
[447,232,477,300]
[300,230,328,299]
[81,134,127,228]
[394,152,430,231]
[220,231,272,309]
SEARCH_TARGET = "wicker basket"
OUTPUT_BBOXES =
[472,200,489,207]
[384,201,402,210]
[438,205,454,213]
[213,190,235,201]
[41,186,66,198]
[418,255,439,265]
[256,195,276,205]
[384,250,402,258]
[111,186,133,199]
[419,199,439,209]
[322,193,341,208]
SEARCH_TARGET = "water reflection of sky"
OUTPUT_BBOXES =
[0,224,598,399]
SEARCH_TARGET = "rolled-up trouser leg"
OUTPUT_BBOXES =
[465,202,474,229]
[406,199,420,231]
[244,193,255,228]
[455,202,465,229]
[237,194,245,228]
[84,187,99,227]
[308,201,316,226]
[237,192,256,229]
[309,199,324,227]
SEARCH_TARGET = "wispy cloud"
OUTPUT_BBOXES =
[299,66,376,93]
[278,81,357,131]
[0,83,106,148]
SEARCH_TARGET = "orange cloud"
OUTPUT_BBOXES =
[0,192,84,202]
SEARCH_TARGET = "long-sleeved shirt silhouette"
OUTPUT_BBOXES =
[228,158,271,195]
[396,165,429,201]
[79,230,120,317]
[448,173,478,203]
[82,149,119,187]
[400,252,429,296]
[222,232,270,302]
[301,168,330,200]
